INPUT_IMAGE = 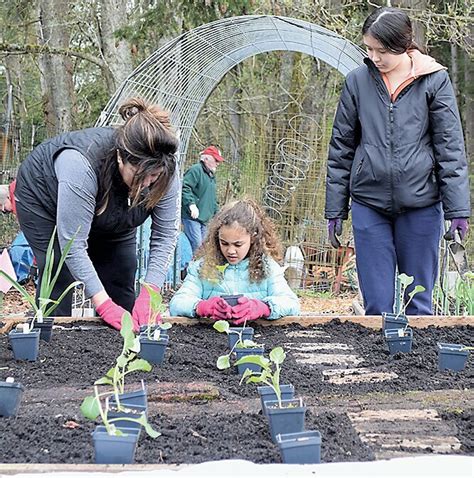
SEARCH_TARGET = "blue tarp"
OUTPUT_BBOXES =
[8,231,35,284]
[136,218,192,285]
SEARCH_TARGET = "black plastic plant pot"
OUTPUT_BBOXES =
[257,384,295,416]
[437,342,470,372]
[276,430,322,464]
[221,294,243,307]
[235,346,264,376]
[228,326,254,350]
[139,325,169,338]
[110,381,148,411]
[382,313,408,333]
[0,381,24,417]
[29,317,54,342]
[92,425,140,464]
[8,328,41,361]
[139,335,169,365]
[107,403,147,430]
[384,327,413,355]
[265,398,306,443]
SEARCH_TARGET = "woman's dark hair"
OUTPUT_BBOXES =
[97,97,179,214]
[362,7,423,54]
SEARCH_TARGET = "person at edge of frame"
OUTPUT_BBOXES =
[325,6,470,315]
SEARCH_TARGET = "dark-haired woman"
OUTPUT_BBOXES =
[15,97,180,330]
[325,7,470,315]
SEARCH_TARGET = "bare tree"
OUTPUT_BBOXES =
[96,0,133,93]
[36,0,77,134]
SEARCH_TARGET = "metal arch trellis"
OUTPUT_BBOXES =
[95,14,365,166]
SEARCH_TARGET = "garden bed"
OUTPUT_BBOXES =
[0,319,472,465]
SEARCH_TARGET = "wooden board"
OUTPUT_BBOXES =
[1,314,472,335]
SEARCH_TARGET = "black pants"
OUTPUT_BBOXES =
[16,203,137,317]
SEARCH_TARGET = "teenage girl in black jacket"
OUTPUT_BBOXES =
[325,7,470,315]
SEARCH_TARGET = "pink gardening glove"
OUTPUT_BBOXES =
[96,299,128,331]
[231,297,271,325]
[132,283,162,329]
[196,297,232,321]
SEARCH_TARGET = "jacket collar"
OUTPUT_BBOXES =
[200,160,215,177]
[364,50,445,80]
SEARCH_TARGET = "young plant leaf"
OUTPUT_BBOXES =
[94,377,114,386]
[127,358,152,373]
[398,273,414,288]
[216,354,231,370]
[269,347,286,365]
[234,354,269,368]
[213,320,230,334]
[80,396,100,420]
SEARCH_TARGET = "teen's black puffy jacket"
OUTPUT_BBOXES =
[325,52,470,220]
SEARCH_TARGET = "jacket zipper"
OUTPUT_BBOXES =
[389,102,395,212]
[356,158,364,175]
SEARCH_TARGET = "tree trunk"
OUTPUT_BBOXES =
[450,43,458,100]
[98,0,134,94]
[463,48,473,183]
[36,0,77,134]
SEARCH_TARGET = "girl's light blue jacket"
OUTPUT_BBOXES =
[169,256,300,320]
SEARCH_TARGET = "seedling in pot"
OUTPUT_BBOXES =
[396,273,426,320]
[213,319,263,371]
[139,281,172,341]
[0,227,80,332]
[383,273,425,337]
[236,346,287,408]
[81,384,159,438]
[210,264,242,305]
[81,313,152,414]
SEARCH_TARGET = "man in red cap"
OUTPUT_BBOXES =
[181,145,224,253]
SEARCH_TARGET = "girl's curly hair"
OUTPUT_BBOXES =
[196,198,283,283]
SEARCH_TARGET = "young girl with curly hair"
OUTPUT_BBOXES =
[169,199,300,323]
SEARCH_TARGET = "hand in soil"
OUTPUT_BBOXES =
[96,299,128,330]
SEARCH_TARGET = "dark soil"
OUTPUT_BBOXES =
[0,319,472,464]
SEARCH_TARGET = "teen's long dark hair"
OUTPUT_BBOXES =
[362,7,424,54]
[97,97,179,215]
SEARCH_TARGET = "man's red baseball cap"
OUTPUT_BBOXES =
[200,146,224,162]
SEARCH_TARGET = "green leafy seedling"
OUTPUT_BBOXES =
[0,227,80,330]
[396,273,426,320]
[80,314,159,438]
[213,319,260,370]
[235,346,287,408]
[140,281,171,340]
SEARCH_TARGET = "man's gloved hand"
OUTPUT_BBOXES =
[189,204,199,219]
[328,218,343,249]
[96,298,127,331]
[444,218,469,242]
[132,283,161,329]
[196,296,232,320]
[231,297,271,325]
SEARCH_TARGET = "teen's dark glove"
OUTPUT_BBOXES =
[231,297,271,325]
[96,299,127,331]
[196,297,232,320]
[132,283,161,329]
[328,218,343,248]
[444,218,469,242]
